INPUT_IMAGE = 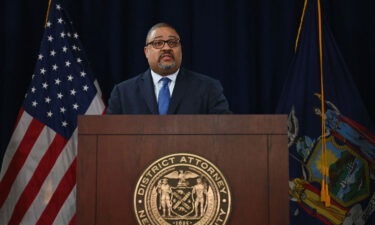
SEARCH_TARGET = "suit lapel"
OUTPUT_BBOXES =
[168,69,190,114]
[139,69,158,114]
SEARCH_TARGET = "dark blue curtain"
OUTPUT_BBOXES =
[1,0,374,163]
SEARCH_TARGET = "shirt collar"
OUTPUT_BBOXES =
[151,68,179,85]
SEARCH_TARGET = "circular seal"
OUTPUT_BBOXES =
[134,153,231,225]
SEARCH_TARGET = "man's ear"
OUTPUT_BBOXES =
[144,46,149,59]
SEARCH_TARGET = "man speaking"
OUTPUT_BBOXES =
[107,23,230,114]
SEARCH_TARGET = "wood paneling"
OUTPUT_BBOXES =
[77,135,97,225]
[77,115,288,225]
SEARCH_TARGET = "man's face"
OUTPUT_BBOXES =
[144,27,182,76]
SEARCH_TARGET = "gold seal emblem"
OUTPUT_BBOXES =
[134,153,231,225]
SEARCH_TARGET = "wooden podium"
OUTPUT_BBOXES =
[77,115,288,225]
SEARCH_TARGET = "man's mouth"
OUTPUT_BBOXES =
[160,53,174,61]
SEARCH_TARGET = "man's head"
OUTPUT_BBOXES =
[144,23,182,76]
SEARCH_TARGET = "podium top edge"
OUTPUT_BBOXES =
[78,115,287,135]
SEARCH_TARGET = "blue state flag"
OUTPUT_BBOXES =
[276,0,375,225]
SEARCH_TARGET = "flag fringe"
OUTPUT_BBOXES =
[317,0,331,207]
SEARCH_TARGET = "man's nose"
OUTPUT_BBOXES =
[161,42,172,50]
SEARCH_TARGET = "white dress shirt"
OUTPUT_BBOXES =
[151,69,179,101]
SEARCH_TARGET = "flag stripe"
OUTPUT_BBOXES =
[86,91,106,115]
[68,214,76,225]
[0,126,56,224]
[0,111,32,181]
[7,134,67,225]
[0,119,45,208]
[13,108,25,132]
[20,130,77,225]
[36,158,76,225]
[92,80,107,114]
[52,186,76,225]
[2,91,105,225]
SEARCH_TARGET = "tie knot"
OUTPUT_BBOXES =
[160,77,171,86]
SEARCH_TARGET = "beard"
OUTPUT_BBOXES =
[157,51,176,71]
[152,50,180,75]
[158,61,176,70]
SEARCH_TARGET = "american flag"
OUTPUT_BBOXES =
[0,1,105,224]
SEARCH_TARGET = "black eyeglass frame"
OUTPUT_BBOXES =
[146,38,181,49]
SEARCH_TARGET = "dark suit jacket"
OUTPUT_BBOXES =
[106,68,231,114]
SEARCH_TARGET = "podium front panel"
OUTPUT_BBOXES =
[77,115,288,225]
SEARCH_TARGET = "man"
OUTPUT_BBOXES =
[107,23,231,114]
[157,178,172,217]
[192,177,208,217]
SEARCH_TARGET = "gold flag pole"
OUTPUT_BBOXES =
[295,0,308,52]
[45,0,53,27]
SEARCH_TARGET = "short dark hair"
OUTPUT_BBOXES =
[145,22,179,45]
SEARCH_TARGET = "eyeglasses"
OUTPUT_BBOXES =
[146,39,181,49]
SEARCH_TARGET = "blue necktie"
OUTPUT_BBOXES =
[158,78,171,115]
